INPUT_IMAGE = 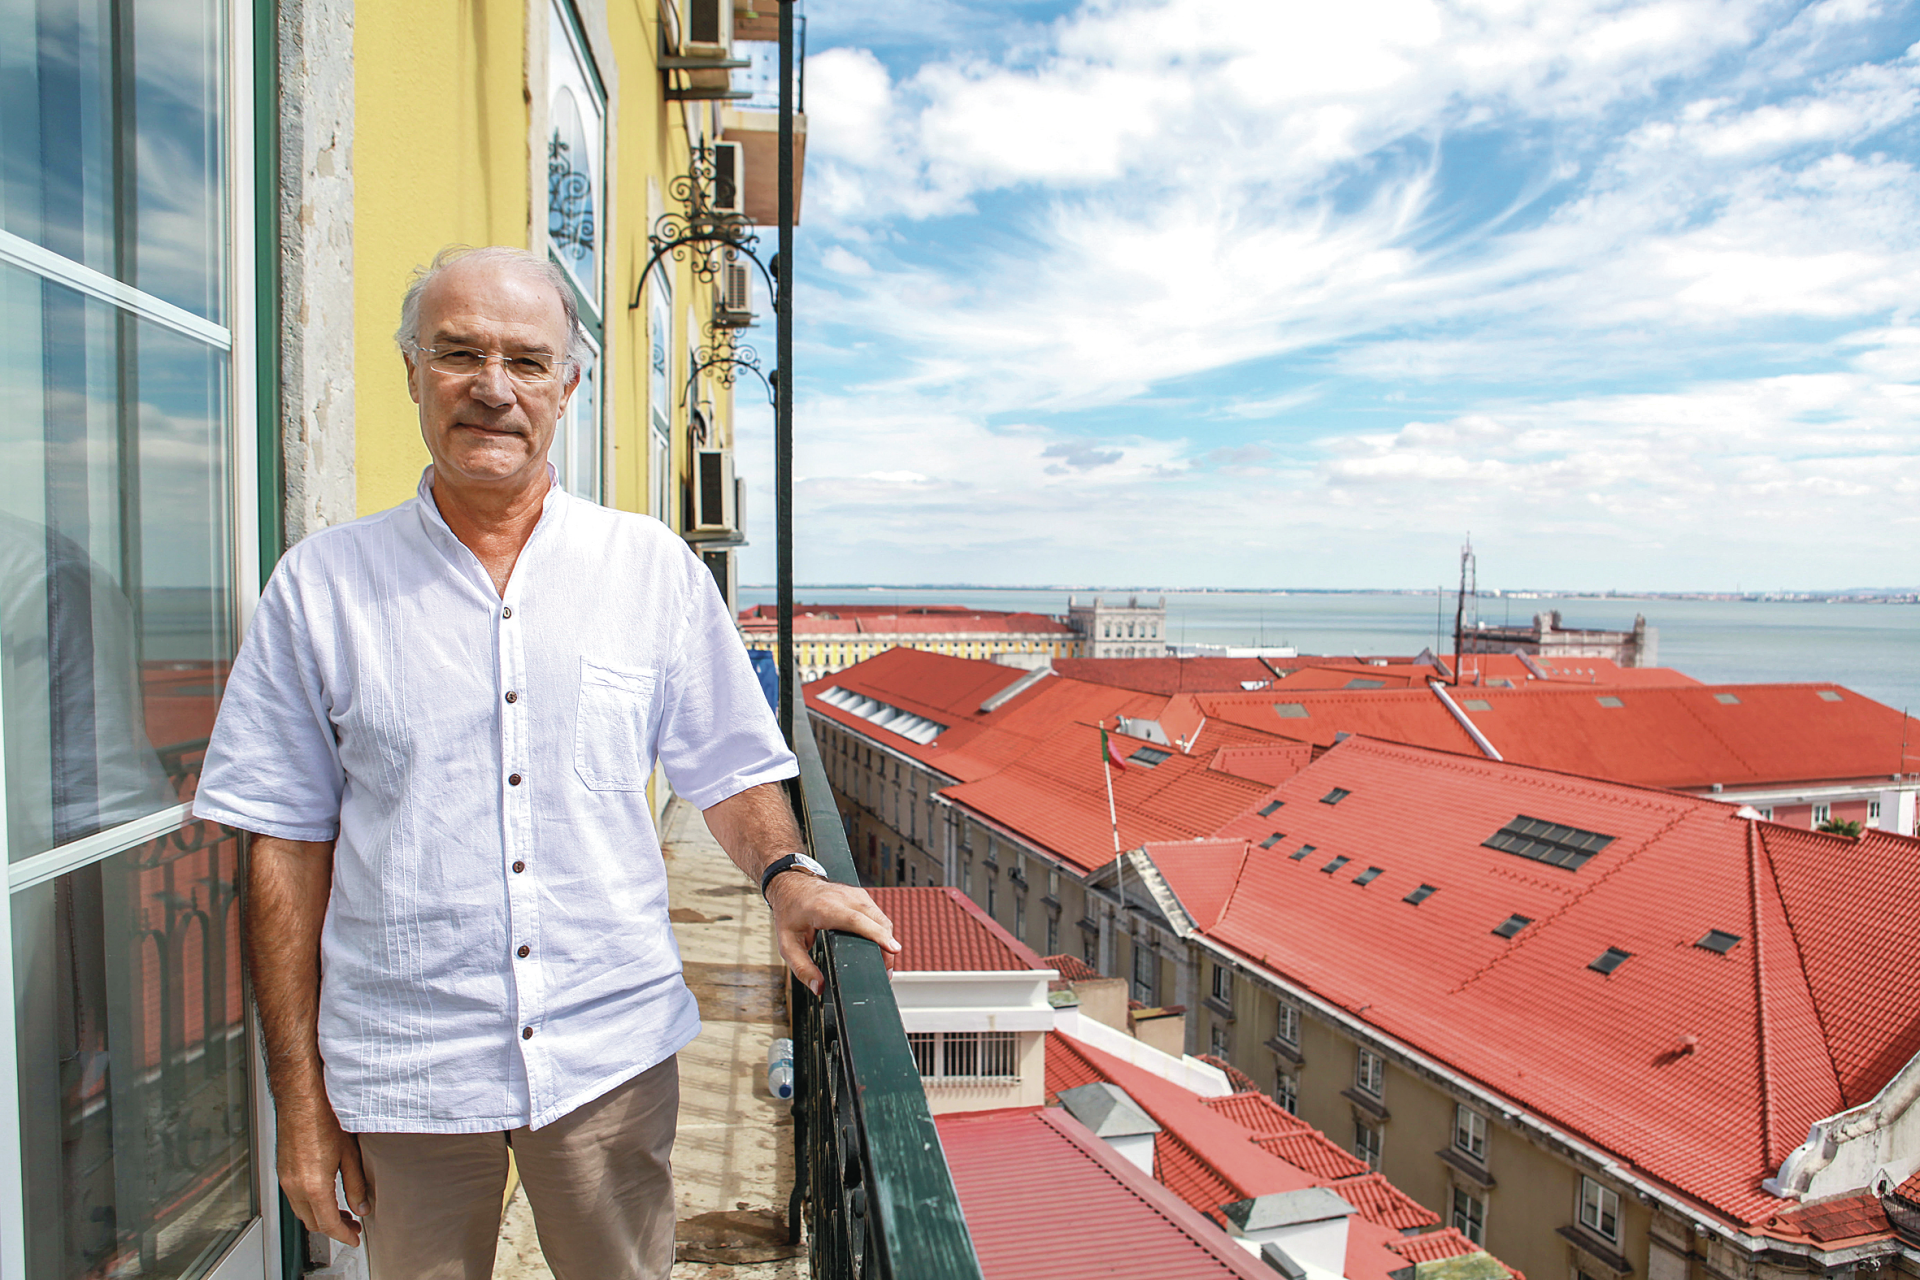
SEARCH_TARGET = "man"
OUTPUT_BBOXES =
[193,245,896,1279]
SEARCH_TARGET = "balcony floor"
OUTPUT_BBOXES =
[492,798,806,1279]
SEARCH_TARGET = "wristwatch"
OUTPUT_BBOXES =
[760,851,830,901]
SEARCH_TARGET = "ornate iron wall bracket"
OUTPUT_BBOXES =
[683,320,773,407]
[628,144,778,309]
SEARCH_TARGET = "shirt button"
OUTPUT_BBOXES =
[508,773,522,786]
[505,691,518,704]
[512,861,526,873]
[503,606,513,619]
[522,1027,533,1040]
[517,945,530,958]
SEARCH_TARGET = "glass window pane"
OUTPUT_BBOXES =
[14,814,255,1276]
[547,3,602,310]
[0,263,233,863]
[0,0,228,322]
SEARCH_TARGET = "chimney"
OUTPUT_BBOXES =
[1055,1082,1160,1175]
[1221,1187,1357,1276]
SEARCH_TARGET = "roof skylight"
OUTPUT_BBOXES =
[1404,884,1437,905]
[1290,844,1315,862]
[1321,788,1351,805]
[1492,914,1531,939]
[1258,800,1284,816]
[1484,816,1617,872]
[1818,690,1843,702]
[1354,867,1383,886]
[1345,678,1385,690]
[1596,695,1624,708]
[1259,833,1285,850]
[1320,856,1350,874]
[1274,703,1309,719]
[1464,699,1492,711]
[816,685,948,745]
[1130,746,1172,768]
[1714,693,1740,705]
[1589,948,1631,975]
[1695,929,1742,954]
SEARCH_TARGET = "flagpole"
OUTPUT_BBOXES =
[1101,721,1125,946]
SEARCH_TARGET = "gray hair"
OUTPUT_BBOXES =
[394,245,587,365]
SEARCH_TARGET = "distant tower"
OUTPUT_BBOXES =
[1452,536,1477,685]
[1066,595,1169,658]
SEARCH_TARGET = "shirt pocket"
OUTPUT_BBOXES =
[574,660,658,791]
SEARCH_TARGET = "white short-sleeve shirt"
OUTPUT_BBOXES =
[194,469,796,1132]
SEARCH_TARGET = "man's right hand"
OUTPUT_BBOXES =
[278,1091,370,1248]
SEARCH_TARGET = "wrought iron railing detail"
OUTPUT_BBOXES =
[785,723,983,1279]
[548,136,597,259]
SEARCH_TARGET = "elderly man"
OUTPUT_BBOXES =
[193,245,895,1280]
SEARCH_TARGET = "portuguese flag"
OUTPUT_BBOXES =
[1102,727,1128,772]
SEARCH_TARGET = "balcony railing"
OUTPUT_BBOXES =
[784,723,984,1279]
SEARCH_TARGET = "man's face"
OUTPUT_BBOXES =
[405,259,578,491]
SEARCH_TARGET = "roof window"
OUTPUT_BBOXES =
[1589,948,1631,975]
[816,685,948,745]
[1596,696,1624,708]
[1714,693,1740,705]
[1321,788,1351,805]
[1404,884,1437,905]
[1320,856,1350,874]
[1353,867,1383,887]
[1464,699,1492,712]
[1129,746,1171,768]
[1488,678,1512,688]
[1695,929,1742,954]
[1258,800,1284,816]
[1484,815,1616,872]
[1345,678,1385,690]
[1492,914,1531,939]
[1289,844,1316,862]
[1259,833,1285,850]
[1274,703,1309,719]
[1818,690,1843,702]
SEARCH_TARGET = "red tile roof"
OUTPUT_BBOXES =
[1198,681,1920,791]
[1044,953,1106,983]
[937,1106,1272,1280]
[1390,1228,1484,1264]
[1044,1034,1491,1276]
[867,887,1048,973]
[1770,1192,1892,1244]
[1253,1130,1371,1180]
[1054,657,1284,695]
[1335,1173,1443,1232]
[1146,736,1920,1227]
[742,603,1076,636]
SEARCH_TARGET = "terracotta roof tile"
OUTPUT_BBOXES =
[1334,1173,1443,1231]
[1203,1091,1309,1135]
[1390,1228,1485,1263]
[1144,736,1920,1227]
[1774,1192,1891,1243]
[938,1107,1272,1279]
[867,887,1047,973]
[1043,953,1106,983]
[1253,1130,1371,1180]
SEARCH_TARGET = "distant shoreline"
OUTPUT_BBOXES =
[739,584,1920,604]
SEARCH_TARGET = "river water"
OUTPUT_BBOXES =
[739,586,1920,715]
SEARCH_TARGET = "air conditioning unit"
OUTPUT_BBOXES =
[714,257,753,327]
[693,448,735,531]
[683,0,733,56]
[711,141,745,214]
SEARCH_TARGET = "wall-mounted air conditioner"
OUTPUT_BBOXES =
[693,448,735,531]
[683,0,733,56]
[714,257,753,327]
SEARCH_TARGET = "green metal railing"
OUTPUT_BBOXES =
[784,723,984,1279]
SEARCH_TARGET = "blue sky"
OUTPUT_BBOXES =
[734,0,1920,592]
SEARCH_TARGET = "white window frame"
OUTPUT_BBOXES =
[1354,1120,1382,1170]
[1211,963,1234,1005]
[1452,1185,1487,1245]
[1580,1176,1621,1242]
[1210,1023,1231,1059]
[1276,1000,1301,1047]
[907,1031,1020,1082]
[1813,803,1832,826]
[1274,1069,1298,1113]
[1356,1048,1385,1098]
[1454,1104,1488,1162]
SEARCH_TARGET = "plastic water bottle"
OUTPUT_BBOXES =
[767,1038,795,1100]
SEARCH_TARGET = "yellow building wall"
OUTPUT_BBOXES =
[352,0,731,523]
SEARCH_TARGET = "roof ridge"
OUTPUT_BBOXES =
[1670,686,1765,782]
[1448,802,1701,997]
[1345,736,1709,813]
[1751,822,1846,1120]
[1212,841,1258,931]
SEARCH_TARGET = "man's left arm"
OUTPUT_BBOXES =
[702,782,899,995]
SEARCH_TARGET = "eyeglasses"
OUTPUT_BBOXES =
[413,344,572,385]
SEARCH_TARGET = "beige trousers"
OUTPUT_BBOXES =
[356,1056,679,1280]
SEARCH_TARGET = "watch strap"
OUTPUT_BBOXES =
[760,852,826,900]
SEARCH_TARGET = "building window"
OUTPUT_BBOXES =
[1276,1001,1301,1046]
[1813,803,1832,826]
[1870,800,1883,823]
[1083,930,1098,966]
[986,880,996,918]
[1046,913,1059,955]
[1580,1177,1621,1242]
[1014,893,1026,939]
[1132,943,1157,1005]
[1452,1186,1487,1245]
[1210,1023,1231,1058]
[1758,806,1773,820]
[963,864,972,895]
[1274,1070,1298,1113]
[908,1031,1020,1081]
[1356,1049,1384,1098]
[1454,1105,1487,1162]
[1211,964,1234,1005]
[1354,1121,1382,1170]
[547,1,607,501]
[1048,865,1060,896]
